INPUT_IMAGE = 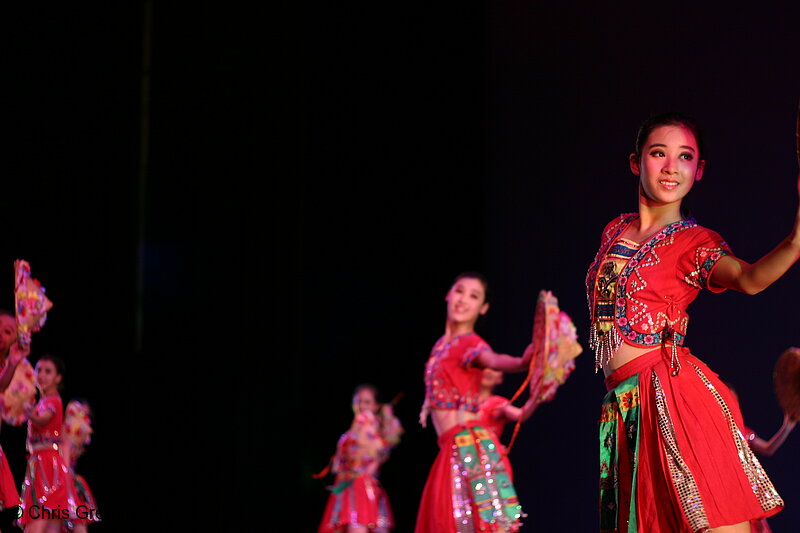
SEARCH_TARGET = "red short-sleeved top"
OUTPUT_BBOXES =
[586,214,732,369]
[332,410,386,480]
[424,332,491,413]
[478,395,511,437]
[27,394,63,451]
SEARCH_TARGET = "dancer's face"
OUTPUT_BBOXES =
[481,368,503,388]
[35,359,61,393]
[445,277,489,326]
[0,316,16,356]
[631,124,705,207]
[353,388,378,414]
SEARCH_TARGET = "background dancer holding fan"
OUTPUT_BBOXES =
[415,272,530,533]
[477,367,540,471]
[17,354,81,533]
[61,399,101,532]
[415,272,580,533]
[0,260,54,531]
[317,384,403,533]
[0,310,25,524]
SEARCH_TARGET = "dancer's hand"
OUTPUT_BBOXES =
[521,342,534,366]
[418,401,429,428]
[8,342,29,367]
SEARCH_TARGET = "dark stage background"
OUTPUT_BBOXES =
[2,2,798,532]
[301,3,800,533]
[2,2,266,532]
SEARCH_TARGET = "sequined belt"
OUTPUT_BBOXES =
[28,442,59,453]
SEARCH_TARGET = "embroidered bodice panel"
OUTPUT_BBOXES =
[592,237,641,342]
[27,394,63,450]
[332,409,401,480]
[586,214,732,369]
[424,332,489,413]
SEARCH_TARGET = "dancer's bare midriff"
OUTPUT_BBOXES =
[602,342,676,378]
[430,408,479,436]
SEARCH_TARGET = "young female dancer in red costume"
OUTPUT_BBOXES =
[60,399,100,532]
[587,111,800,532]
[477,368,541,477]
[17,355,82,533]
[416,272,535,533]
[0,310,27,517]
[318,384,403,533]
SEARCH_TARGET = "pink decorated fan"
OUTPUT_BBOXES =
[535,291,583,402]
[513,290,582,403]
[64,400,94,449]
[505,290,582,452]
[1,357,37,426]
[14,259,53,347]
[63,400,93,467]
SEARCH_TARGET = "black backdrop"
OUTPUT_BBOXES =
[2,2,266,532]
[301,3,800,533]
[1,2,799,532]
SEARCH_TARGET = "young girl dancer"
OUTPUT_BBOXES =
[477,368,541,472]
[318,384,403,533]
[17,355,80,533]
[61,399,100,532]
[416,272,535,533]
[586,111,800,532]
[0,310,26,516]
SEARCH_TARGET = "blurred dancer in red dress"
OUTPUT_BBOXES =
[318,384,403,533]
[416,272,537,533]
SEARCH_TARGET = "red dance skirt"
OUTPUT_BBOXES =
[603,348,783,532]
[0,445,19,510]
[415,420,521,533]
[318,474,393,532]
[18,447,81,526]
[67,473,100,527]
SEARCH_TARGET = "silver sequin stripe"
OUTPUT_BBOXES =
[590,324,623,373]
[450,444,476,533]
[652,371,710,532]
